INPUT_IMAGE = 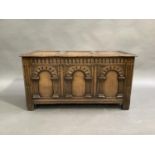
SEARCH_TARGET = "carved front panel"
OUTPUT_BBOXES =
[30,57,126,100]
[97,64,125,98]
[31,58,59,98]
[64,65,92,98]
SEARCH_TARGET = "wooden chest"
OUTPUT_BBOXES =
[21,51,136,110]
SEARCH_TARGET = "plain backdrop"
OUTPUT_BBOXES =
[0,19,155,81]
[0,19,155,134]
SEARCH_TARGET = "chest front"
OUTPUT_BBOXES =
[21,51,136,110]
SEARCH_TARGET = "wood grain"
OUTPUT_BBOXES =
[72,71,85,97]
[103,71,118,97]
[21,51,136,57]
[39,71,53,98]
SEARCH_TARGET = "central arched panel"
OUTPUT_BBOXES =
[39,71,53,98]
[103,71,118,97]
[72,71,85,97]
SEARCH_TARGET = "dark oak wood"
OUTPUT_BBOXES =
[21,51,136,110]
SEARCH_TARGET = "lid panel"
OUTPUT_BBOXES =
[21,51,136,57]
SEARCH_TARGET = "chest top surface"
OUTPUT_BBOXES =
[21,51,136,58]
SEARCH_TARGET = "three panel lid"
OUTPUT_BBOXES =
[21,51,136,57]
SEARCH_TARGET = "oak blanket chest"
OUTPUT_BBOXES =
[21,51,136,110]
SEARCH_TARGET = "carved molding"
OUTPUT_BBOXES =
[32,66,58,79]
[100,65,125,78]
[31,57,127,65]
[65,65,91,78]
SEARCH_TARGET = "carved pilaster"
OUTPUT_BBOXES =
[65,76,72,98]
[97,76,106,98]
[85,76,92,98]
[51,76,59,98]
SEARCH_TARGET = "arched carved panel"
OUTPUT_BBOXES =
[100,66,124,78]
[72,71,85,97]
[103,71,118,97]
[31,66,59,98]
[65,65,92,98]
[32,66,57,79]
[66,66,91,77]
[97,65,125,98]
[39,71,53,98]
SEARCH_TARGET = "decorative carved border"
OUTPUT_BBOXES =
[65,65,91,78]
[31,57,127,65]
[100,65,125,79]
[32,66,58,79]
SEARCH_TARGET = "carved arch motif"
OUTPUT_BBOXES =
[32,66,58,79]
[100,66,124,79]
[65,66,92,98]
[97,65,125,98]
[66,66,91,77]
